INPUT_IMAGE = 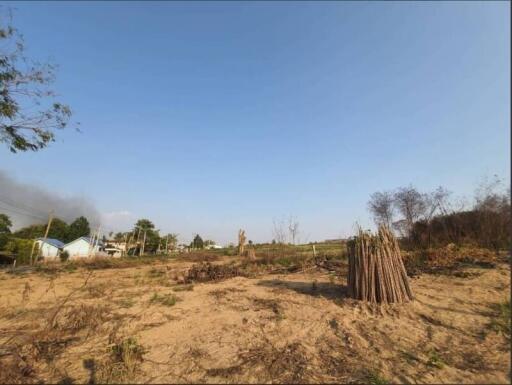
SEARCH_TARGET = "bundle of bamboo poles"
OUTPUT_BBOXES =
[347,225,414,303]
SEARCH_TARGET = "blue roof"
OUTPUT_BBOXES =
[37,238,65,248]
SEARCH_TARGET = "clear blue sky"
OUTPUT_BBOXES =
[1,1,509,244]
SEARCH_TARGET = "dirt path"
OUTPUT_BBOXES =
[0,260,509,383]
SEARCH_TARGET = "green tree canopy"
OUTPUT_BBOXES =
[0,9,73,153]
[134,219,155,232]
[0,213,12,234]
[0,213,12,249]
[133,219,160,254]
[65,216,90,242]
[114,232,127,241]
[13,217,68,241]
[191,234,204,249]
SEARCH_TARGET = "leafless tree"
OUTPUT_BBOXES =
[392,219,409,239]
[272,217,287,244]
[393,185,427,239]
[367,191,395,227]
[473,175,511,251]
[287,215,300,245]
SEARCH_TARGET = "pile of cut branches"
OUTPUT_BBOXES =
[182,262,243,283]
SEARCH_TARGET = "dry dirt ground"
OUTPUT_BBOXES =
[0,257,509,384]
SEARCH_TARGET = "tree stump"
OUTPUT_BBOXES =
[238,229,246,256]
[347,225,413,303]
[245,248,256,260]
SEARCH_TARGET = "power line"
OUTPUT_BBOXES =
[0,197,135,239]
[0,195,50,218]
[0,202,49,222]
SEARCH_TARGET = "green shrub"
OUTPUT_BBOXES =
[4,238,35,265]
[426,349,445,369]
[488,300,511,341]
[366,370,389,385]
[149,292,178,306]
[59,250,69,262]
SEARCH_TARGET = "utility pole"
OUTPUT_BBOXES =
[93,226,101,256]
[135,227,141,255]
[88,228,97,258]
[29,241,37,266]
[35,210,54,263]
[126,228,136,257]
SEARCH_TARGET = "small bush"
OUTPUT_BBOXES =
[149,292,178,306]
[488,300,511,341]
[4,238,34,265]
[367,370,389,385]
[146,267,165,278]
[97,337,145,383]
[59,250,69,262]
[172,284,194,292]
[110,337,145,363]
[426,349,445,369]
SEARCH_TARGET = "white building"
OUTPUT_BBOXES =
[63,236,104,258]
[204,244,222,250]
[104,240,126,252]
[35,238,64,259]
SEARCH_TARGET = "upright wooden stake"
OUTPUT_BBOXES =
[29,240,37,266]
[141,230,147,256]
[36,210,54,263]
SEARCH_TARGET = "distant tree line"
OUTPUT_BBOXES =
[367,175,510,251]
[0,214,91,264]
[113,219,178,255]
[1,215,90,246]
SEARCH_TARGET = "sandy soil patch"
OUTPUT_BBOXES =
[0,259,509,383]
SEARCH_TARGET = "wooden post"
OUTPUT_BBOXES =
[141,230,147,256]
[36,210,54,263]
[238,229,246,256]
[29,240,37,266]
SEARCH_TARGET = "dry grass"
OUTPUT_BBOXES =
[175,251,221,263]
[402,244,501,277]
[172,284,194,292]
[96,337,145,383]
[149,292,178,307]
[487,300,511,341]
[0,252,509,384]
[181,262,243,283]
[53,303,109,332]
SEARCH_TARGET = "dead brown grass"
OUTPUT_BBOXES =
[0,254,509,384]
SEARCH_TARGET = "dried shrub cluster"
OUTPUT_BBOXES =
[175,251,221,263]
[181,262,243,283]
[402,244,502,276]
[96,337,145,383]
